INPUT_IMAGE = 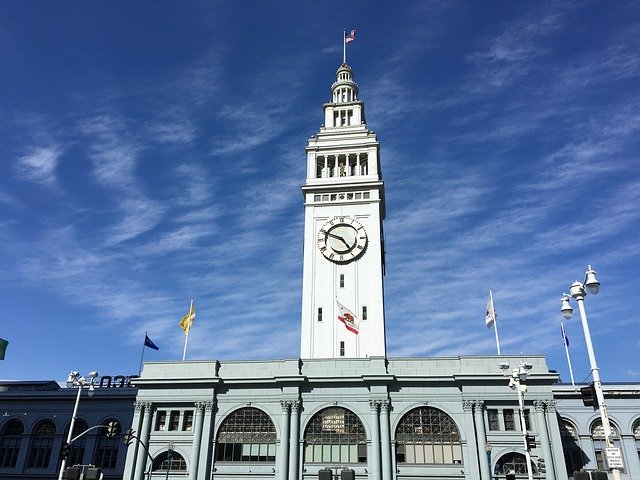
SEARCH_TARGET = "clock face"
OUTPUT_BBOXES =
[317,216,368,263]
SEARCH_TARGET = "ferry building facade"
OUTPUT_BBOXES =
[121,64,640,480]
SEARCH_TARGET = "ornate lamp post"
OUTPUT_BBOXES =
[499,361,534,480]
[165,441,174,480]
[561,265,621,480]
[58,370,98,480]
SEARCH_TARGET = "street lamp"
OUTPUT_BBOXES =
[165,441,175,480]
[58,370,98,480]
[500,361,534,480]
[561,265,621,480]
[484,442,492,480]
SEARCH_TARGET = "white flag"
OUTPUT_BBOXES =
[485,291,496,328]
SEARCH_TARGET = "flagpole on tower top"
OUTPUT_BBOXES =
[343,30,346,64]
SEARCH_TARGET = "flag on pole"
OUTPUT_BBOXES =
[179,301,195,335]
[144,334,159,351]
[485,292,496,328]
[345,30,356,44]
[561,323,569,347]
[337,301,359,334]
[0,338,8,360]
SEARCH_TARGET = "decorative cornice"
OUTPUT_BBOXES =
[462,400,475,412]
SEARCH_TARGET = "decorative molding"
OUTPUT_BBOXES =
[462,400,475,412]
[534,400,546,412]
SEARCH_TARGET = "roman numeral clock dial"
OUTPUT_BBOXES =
[317,216,368,263]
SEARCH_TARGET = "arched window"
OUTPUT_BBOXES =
[152,450,187,471]
[395,407,462,464]
[558,417,584,477]
[0,419,24,468]
[591,419,621,471]
[304,407,366,463]
[28,420,55,469]
[590,419,619,438]
[64,419,88,467]
[94,419,121,469]
[215,407,276,462]
[634,418,640,439]
[494,452,537,476]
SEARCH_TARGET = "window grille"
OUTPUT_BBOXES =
[395,407,462,464]
[304,407,366,463]
[215,408,276,462]
[152,450,187,471]
[494,452,536,475]
[94,419,120,469]
[28,420,55,469]
[0,419,24,468]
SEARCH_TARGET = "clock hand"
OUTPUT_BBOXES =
[328,233,353,249]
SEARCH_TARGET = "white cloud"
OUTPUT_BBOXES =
[15,145,62,187]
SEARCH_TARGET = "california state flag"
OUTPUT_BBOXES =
[337,301,359,334]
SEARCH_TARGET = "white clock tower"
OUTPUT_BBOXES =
[300,63,386,359]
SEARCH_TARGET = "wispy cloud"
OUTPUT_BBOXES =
[14,145,63,187]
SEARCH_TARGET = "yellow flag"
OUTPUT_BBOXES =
[179,301,195,335]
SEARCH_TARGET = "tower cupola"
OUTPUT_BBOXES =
[323,64,366,128]
[331,63,359,103]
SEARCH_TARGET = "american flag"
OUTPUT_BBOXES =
[345,30,356,44]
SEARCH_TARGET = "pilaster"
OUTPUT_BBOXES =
[379,400,392,480]
[288,401,300,480]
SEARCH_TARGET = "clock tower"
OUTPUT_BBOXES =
[300,63,386,359]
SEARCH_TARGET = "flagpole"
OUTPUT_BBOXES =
[343,30,346,64]
[490,290,501,355]
[561,321,576,386]
[139,331,147,376]
[182,299,193,361]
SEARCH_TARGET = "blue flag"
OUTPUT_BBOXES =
[561,324,569,347]
[144,334,159,351]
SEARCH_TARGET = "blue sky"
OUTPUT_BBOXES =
[1,2,639,383]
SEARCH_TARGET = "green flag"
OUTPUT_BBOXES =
[0,338,8,360]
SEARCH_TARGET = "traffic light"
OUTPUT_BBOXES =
[84,467,102,480]
[537,457,546,473]
[123,428,135,446]
[506,472,516,480]
[62,467,81,480]
[580,382,599,409]
[525,433,535,451]
[59,442,70,460]
[106,420,119,437]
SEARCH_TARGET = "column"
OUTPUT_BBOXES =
[188,403,206,480]
[462,400,481,480]
[545,401,568,479]
[369,401,381,480]
[533,401,554,479]
[288,401,300,480]
[356,154,361,176]
[278,401,291,480]
[379,401,392,480]
[473,401,490,480]
[134,402,152,480]
[123,402,144,480]
[197,402,215,480]
[621,435,640,478]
